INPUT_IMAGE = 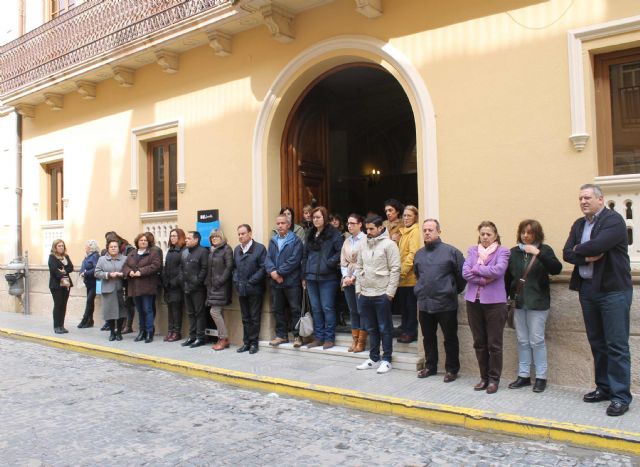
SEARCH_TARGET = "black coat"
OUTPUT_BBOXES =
[180,245,209,293]
[205,243,233,306]
[563,208,632,293]
[48,254,74,290]
[163,245,184,303]
[80,251,99,286]
[302,225,343,281]
[233,241,267,297]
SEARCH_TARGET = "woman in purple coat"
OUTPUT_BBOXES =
[462,221,510,394]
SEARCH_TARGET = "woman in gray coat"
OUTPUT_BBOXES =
[95,239,127,341]
[205,228,233,351]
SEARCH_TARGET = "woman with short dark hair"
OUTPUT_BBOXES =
[341,213,367,352]
[163,228,186,342]
[48,239,74,334]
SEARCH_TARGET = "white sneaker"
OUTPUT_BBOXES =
[377,361,392,374]
[356,358,380,370]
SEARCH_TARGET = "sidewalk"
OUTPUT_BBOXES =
[1,311,638,456]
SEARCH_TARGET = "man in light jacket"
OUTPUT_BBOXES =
[355,215,401,374]
[413,219,466,382]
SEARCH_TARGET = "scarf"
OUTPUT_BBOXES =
[477,242,499,265]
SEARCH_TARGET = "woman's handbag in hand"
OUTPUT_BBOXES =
[59,275,71,288]
[507,255,537,329]
[295,289,314,337]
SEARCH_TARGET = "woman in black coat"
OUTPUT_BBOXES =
[163,228,186,342]
[205,228,233,351]
[48,239,74,334]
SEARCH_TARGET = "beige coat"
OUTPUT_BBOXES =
[340,232,366,285]
[355,228,401,297]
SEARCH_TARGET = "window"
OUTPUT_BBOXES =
[595,48,640,175]
[147,137,177,212]
[46,161,64,220]
[50,0,76,19]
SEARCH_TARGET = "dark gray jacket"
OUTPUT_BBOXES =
[233,241,267,297]
[180,245,209,294]
[205,243,233,306]
[413,239,466,313]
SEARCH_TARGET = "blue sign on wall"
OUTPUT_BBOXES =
[197,209,220,248]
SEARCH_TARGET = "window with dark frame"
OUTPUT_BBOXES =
[147,137,178,212]
[50,0,76,19]
[595,48,640,176]
[46,161,64,221]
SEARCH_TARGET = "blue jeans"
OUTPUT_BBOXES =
[306,280,339,342]
[343,285,366,331]
[134,295,155,333]
[514,308,549,379]
[358,294,393,363]
[579,281,632,405]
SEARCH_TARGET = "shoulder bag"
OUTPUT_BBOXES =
[295,288,314,337]
[507,254,537,329]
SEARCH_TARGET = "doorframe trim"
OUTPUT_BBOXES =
[251,35,438,241]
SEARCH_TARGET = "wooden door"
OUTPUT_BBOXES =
[282,91,329,218]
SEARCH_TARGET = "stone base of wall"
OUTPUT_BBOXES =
[1,268,637,393]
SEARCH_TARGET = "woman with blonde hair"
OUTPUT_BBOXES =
[396,205,422,343]
[78,239,100,328]
[48,239,74,334]
[205,228,234,351]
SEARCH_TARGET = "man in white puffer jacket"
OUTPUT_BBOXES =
[355,215,401,374]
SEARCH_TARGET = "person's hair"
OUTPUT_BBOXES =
[50,239,66,255]
[329,213,343,226]
[104,231,128,247]
[279,206,295,224]
[302,204,312,213]
[580,183,603,198]
[133,233,149,249]
[477,220,501,245]
[365,215,384,227]
[209,228,226,244]
[516,219,544,244]
[384,198,404,215]
[143,232,156,248]
[85,239,100,253]
[276,213,291,226]
[311,206,329,227]
[423,218,441,232]
[188,231,201,243]
[237,224,252,233]
[347,213,364,232]
[106,239,120,252]
[403,205,419,221]
[169,228,186,248]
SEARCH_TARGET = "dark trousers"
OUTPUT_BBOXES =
[50,287,70,328]
[82,283,96,320]
[134,295,155,333]
[419,309,460,374]
[579,280,633,405]
[272,286,302,339]
[167,299,184,333]
[396,286,418,337]
[358,294,393,363]
[344,285,366,331]
[239,294,263,345]
[466,300,507,383]
[125,296,136,323]
[185,289,207,339]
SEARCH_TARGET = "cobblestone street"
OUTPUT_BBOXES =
[0,337,636,466]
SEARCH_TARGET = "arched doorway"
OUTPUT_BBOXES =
[281,64,417,220]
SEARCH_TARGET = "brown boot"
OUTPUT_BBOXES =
[354,330,368,353]
[347,330,359,352]
[212,337,230,351]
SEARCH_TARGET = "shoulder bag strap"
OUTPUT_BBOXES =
[515,255,537,296]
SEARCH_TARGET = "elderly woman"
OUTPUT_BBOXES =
[340,213,367,352]
[48,239,74,334]
[78,239,100,328]
[396,205,422,343]
[302,206,343,349]
[163,228,186,342]
[95,239,127,341]
[205,228,234,351]
[462,221,510,394]
[506,220,562,393]
[123,233,162,343]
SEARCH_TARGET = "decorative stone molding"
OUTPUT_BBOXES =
[61,197,70,209]
[567,15,640,152]
[43,93,63,111]
[259,4,294,43]
[129,188,138,200]
[75,80,96,99]
[177,182,186,193]
[354,0,382,19]
[155,49,179,73]
[112,66,135,87]
[15,104,35,118]
[207,30,232,56]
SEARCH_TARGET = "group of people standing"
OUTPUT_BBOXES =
[47,183,633,417]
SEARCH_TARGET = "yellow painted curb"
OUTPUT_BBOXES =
[2,327,639,456]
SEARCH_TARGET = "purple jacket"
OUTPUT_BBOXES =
[462,245,510,304]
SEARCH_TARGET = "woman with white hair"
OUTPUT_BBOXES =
[78,239,100,328]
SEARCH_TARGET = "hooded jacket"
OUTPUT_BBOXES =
[355,228,401,297]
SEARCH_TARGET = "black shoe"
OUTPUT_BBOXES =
[145,335,153,343]
[61,327,69,334]
[134,331,147,342]
[508,377,531,389]
[54,327,64,334]
[532,378,547,393]
[417,368,437,379]
[100,323,110,331]
[77,318,87,328]
[109,332,116,342]
[583,388,610,403]
[237,344,251,353]
[606,401,629,417]
[249,344,259,354]
[84,319,94,328]
[181,337,196,347]
[115,332,123,341]
[190,339,207,348]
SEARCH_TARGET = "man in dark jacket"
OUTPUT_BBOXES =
[180,231,209,348]
[413,219,466,382]
[233,224,267,354]
[563,184,633,417]
[264,214,303,347]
